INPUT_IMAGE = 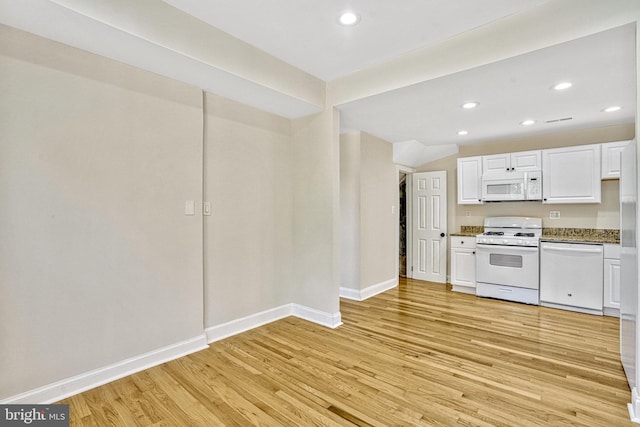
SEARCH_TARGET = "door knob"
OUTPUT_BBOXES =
[440,233,445,238]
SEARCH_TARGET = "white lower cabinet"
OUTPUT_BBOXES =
[603,243,621,316]
[539,242,603,315]
[450,236,476,294]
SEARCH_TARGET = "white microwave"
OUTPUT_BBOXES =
[481,170,542,201]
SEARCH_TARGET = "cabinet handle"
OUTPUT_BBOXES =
[472,251,476,255]
[568,293,572,297]
[440,233,446,238]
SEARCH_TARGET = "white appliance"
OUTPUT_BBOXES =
[481,170,542,202]
[475,217,542,305]
[539,242,603,314]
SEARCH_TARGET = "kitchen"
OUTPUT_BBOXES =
[3,1,640,424]
[445,136,627,311]
[408,123,636,411]
[411,123,630,272]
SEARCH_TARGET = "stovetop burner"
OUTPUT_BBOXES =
[476,217,542,247]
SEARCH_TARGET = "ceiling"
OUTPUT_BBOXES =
[339,24,636,145]
[162,0,636,165]
[1,1,636,167]
[162,0,547,81]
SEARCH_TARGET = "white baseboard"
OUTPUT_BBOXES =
[628,387,640,423]
[292,304,342,329]
[340,277,398,301]
[205,304,292,343]
[604,306,620,317]
[1,334,208,405]
[206,303,342,343]
[4,302,341,405]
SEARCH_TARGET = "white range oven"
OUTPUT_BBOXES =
[475,217,542,305]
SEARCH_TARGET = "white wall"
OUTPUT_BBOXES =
[203,93,294,326]
[291,109,341,323]
[0,23,345,402]
[339,132,398,296]
[340,132,361,290]
[0,25,205,400]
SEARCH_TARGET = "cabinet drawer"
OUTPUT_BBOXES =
[450,237,476,248]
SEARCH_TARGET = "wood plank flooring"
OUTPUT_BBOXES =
[60,278,634,426]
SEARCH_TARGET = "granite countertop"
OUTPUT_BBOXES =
[450,226,483,237]
[540,228,620,244]
[449,226,620,244]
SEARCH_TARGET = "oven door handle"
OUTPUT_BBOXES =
[475,244,539,252]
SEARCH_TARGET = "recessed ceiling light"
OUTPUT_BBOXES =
[553,82,572,91]
[461,102,479,109]
[338,11,360,26]
[457,130,469,136]
[603,106,622,113]
[521,120,536,126]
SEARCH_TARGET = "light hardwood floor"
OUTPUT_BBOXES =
[61,278,634,426]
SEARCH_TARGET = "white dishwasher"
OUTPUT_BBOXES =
[539,242,604,315]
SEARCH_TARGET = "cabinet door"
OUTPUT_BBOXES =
[451,248,476,287]
[482,153,510,174]
[602,140,630,179]
[604,258,621,309]
[457,157,483,204]
[542,144,601,203]
[511,150,541,171]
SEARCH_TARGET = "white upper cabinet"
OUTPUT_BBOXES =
[601,140,631,180]
[542,144,601,204]
[511,150,542,171]
[482,153,510,174]
[457,156,483,205]
[482,150,541,174]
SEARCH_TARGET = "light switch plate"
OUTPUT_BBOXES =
[185,200,195,216]
[203,201,212,216]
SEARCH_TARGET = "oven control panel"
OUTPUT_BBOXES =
[476,236,539,247]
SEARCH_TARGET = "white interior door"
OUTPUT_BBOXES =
[412,171,447,283]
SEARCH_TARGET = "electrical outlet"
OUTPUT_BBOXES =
[549,211,560,219]
[465,211,471,217]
